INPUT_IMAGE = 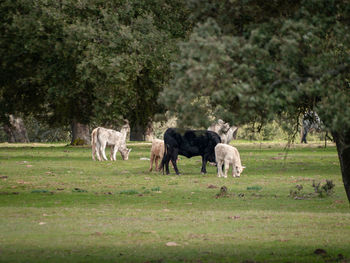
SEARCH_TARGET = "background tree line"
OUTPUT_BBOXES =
[0,0,192,143]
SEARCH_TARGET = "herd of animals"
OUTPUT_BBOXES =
[91,119,245,178]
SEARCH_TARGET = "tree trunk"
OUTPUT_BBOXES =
[71,120,90,145]
[130,123,145,141]
[332,130,350,202]
[3,115,30,143]
[145,121,154,141]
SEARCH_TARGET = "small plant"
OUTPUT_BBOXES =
[119,189,139,195]
[151,186,160,192]
[216,186,229,198]
[289,184,305,199]
[71,138,85,146]
[72,188,87,193]
[247,185,262,191]
[312,180,335,197]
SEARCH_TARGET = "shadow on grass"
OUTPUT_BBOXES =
[0,243,348,263]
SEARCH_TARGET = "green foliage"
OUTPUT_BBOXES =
[160,1,350,136]
[119,189,139,195]
[238,121,289,141]
[71,138,85,146]
[0,0,192,131]
[24,115,70,142]
[247,185,263,191]
[151,186,160,192]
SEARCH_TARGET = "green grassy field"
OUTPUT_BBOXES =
[0,141,349,263]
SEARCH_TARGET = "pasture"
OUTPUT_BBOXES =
[0,141,349,263]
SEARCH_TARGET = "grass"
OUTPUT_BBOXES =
[0,141,349,263]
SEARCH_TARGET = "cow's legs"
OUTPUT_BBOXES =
[112,146,118,161]
[101,142,108,161]
[201,155,208,174]
[92,145,96,161]
[164,151,171,175]
[95,141,103,161]
[232,167,236,178]
[149,153,154,171]
[155,156,159,171]
[171,149,180,175]
[217,160,223,177]
[110,146,114,160]
[224,160,229,178]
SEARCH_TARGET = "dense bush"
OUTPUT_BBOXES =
[0,116,70,143]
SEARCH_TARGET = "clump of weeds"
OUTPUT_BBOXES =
[289,184,308,199]
[312,180,335,197]
[290,180,335,199]
[216,186,229,198]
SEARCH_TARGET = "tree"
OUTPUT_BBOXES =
[3,115,29,143]
[160,0,350,201]
[0,0,192,143]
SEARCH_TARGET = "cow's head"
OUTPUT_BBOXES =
[120,147,132,160]
[233,165,245,177]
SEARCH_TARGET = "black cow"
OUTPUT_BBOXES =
[160,128,221,175]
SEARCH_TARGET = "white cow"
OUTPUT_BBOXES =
[91,125,131,161]
[215,143,245,178]
[208,119,230,134]
[220,126,238,144]
[149,139,178,172]
[91,127,109,161]
[208,119,238,145]
[149,139,165,171]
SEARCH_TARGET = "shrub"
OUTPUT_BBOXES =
[71,138,85,146]
[312,180,335,197]
[151,186,160,192]
[290,180,335,199]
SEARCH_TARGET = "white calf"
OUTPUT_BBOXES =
[215,143,245,178]
[149,139,165,171]
[91,125,131,161]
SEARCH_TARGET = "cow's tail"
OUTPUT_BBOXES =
[160,143,168,175]
[91,127,101,161]
[91,128,97,161]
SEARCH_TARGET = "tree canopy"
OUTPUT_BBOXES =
[0,0,192,137]
[161,0,350,130]
[160,0,350,201]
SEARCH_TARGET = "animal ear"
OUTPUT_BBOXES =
[128,148,132,153]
